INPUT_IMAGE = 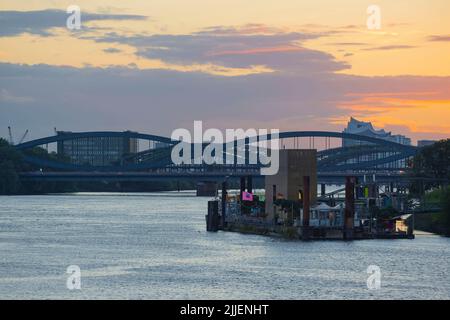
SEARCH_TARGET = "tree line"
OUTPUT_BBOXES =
[410,139,450,235]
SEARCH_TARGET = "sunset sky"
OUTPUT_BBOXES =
[1,0,449,143]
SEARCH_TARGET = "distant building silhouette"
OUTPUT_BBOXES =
[56,131,138,166]
[343,117,411,147]
[342,117,411,169]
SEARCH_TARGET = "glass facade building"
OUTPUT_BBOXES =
[56,131,138,166]
[342,118,412,169]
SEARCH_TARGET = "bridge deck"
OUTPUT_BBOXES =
[19,171,416,184]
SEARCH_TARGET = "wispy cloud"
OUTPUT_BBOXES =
[427,35,450,42]
[362,45,417,51]
[198,24,290,35]
[85,26,348,74]
[0,88,34,104]
[0,9,148,37]
[2,62,449,142]
[329,42,368,46]
[103,47,122,54]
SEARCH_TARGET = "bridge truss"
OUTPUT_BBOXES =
[15,130,418,175]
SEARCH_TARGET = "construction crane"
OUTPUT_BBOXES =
[18,129,29,144]
[8,126,14,145]
[6,127,29,145]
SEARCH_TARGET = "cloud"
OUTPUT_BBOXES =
[362,45,417,51]
[0,62,347,139]
[198,24,289,35]
[0,9,148,37]
[386,22,411,27]
[86,27,349,74]
[427,35,450,42]
[329,42,368,46]
[103,47,122,54]
[0,88,34,104]
[1,63,449,143]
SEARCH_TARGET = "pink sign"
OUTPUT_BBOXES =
[242,191,254,201]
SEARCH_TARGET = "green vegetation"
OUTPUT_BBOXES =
[410,139,450,236]
[0,138,22,194]
[408,139,450,236]
[441,187,450,235]
[0,138,79,194]
[415,187,450,236]
[411,139,450,194]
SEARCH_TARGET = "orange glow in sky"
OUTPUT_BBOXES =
[0,0,449,141]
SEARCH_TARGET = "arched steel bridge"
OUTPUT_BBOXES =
[15,130,418,175]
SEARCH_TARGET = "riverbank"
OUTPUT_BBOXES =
[415,213,450,237]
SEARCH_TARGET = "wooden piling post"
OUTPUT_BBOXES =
[302,175,311,240]
[344,176,356,240]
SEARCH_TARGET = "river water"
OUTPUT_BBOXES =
[0,192,449,299]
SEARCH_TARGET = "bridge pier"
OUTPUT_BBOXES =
[206,200,219,232]
[247,176,253,194]
[221,181,228,227]
[320,183,326,197]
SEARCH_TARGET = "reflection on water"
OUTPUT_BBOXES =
[0,192,449,299]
